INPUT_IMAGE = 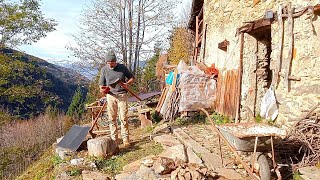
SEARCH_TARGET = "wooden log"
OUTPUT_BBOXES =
[235,33,244,123]
[284,2,294,90]
[201,24,208,63]
[193,15,199,64]
[273,5,284,88]
[253,39,258,116]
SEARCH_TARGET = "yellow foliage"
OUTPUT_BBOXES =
[168,27,193,65]
[156,54,168,87]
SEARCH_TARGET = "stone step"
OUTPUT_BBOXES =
[173,127,221,169]
[173,127,242,179]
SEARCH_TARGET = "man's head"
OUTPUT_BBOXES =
[105,51,117,69]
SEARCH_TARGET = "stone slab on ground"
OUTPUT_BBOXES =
[299,166,320,180]
[173,128,222,169]
[114,172,135,180]
[153,134,182,148]
[122,155,157,173]
[82,170,111,180]
[152,123,171,135]
[135,165,158,180]
[216,168,242,180]
[158,144,187,162]
[186,146,203,165]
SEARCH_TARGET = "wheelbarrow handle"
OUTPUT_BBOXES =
[200,108,259,180]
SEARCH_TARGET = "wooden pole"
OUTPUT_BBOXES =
[235,33,244,123]
[273,5,284,87]
[284,2,293,90]
[193,15,199,64]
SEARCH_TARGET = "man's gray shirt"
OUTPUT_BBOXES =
[99,64,134,94]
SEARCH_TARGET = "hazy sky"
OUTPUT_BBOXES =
[18,0,190,64]
[18,0,90,64]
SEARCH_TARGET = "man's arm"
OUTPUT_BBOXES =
[99,68,107,93]
[126,77,135,85]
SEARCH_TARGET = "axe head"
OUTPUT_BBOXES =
[101,86,110,94]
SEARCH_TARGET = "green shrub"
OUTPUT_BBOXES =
[151,110,162,123]
[67,168,81,176]
[51,155,63,166]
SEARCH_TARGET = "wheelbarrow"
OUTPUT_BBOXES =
[201,108,286,180]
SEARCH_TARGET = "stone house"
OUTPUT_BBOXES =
[188,0,320,128]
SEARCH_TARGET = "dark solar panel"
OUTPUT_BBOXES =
[57,125,90,151]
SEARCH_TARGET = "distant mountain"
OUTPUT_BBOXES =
[52,61,98,80]
[54,60,147,80]
[0,48,89,118]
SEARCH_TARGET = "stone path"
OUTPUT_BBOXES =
[177,124,249,179]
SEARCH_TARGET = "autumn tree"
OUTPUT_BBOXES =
[69,0,177,75]
[168,26,193,65]
[155,53,168,89]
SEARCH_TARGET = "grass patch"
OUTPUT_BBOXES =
[91,142,163,176]
[173,113,207,126]
[211,112,233,125]
[51,155,64,166]
[254,115,263,123]
[293,171,303,180]
[16,149,55,180]
[142,125,154,134]
[66,168,81,176]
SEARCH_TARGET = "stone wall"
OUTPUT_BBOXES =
[270,2,320,127]
[201,0,320,127]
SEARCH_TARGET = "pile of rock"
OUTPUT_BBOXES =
[170,161,217,180]
[116,156,218,180]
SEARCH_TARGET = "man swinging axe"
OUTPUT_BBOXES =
[99,50,135,147]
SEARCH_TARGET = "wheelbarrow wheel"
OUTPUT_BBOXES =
[256,153,271,180]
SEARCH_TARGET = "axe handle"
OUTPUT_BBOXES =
[118,82,142,101]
